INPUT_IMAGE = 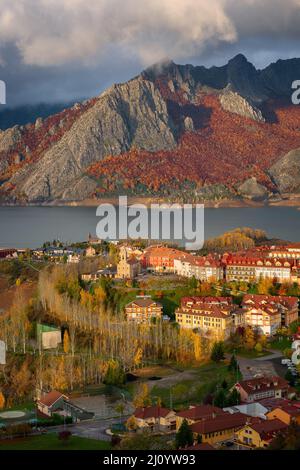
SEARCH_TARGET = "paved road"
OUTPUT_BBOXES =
[236,350,284,380]
[46,415,130,441]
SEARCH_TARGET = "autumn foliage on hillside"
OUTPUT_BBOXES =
[87,92,300,196]
[0,98,97,184]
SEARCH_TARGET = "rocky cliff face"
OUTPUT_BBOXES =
[1,55,300,204]
[269,148,300,193]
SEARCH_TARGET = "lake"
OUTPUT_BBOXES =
[0,205,300,249]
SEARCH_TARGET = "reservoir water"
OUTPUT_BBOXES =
[0,205,299,249]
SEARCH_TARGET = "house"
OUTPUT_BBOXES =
[67,253,81,264]
[87,233,102,245]
[125,296,163,323]
[176,404,227,429]
[175,297,234,339]
[242,294,298,328]
[233,376,291,403]
[117,246,141,279]
[37,390,69,417]
[266,404,300,425]
[235,418,288,449]
[190,412,250,446]
[132,406,176,432]
[86,245,96,257]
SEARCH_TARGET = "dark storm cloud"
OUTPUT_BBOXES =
[0,0,299,106]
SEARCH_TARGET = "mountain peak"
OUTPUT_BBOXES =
[228,53,249,66]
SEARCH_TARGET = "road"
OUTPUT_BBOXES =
[236,349,284,380]
[46,415,130,441]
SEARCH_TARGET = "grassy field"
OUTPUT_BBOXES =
[270,337,292,351]
[0,434,111,450]
[148,362,239,409]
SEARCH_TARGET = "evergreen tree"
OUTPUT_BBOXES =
[175,419,193,449]
[221,379,228,390]
[213,388,227,408]
[210,342,225,363]
[226,388,241,406]
[228,354,239,373]
[285,369,296,387]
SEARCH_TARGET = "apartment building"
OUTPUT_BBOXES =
[175,297,234,339]
[233,376,290,403]
[174,256,224,281]
[243,294,298,329]
[225,255,292,283]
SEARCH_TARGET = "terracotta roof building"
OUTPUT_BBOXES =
[234,376,290,403]
[235,418,288,449]
[132,405,176,432]
[125,296,163,323]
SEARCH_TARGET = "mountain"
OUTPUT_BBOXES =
[1,54,300,204]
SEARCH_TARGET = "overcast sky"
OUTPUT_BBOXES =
[1,0,300,107]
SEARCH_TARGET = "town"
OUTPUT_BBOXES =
[1,227,300,451]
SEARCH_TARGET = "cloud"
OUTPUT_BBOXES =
[0,0,236,66]
[0,0,300,106]
[0,0,299,68]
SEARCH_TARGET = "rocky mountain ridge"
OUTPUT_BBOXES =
[1,54,300,204]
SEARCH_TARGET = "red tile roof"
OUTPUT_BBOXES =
[190,412,249,434]
[134,406,172,420]
[177,405,227,421]
[38,390,67,407]
[236,376,289,396]
[249,418,287,436]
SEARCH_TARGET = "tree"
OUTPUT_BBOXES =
[255,342,263,353]
[175,419,193,449]
[0,391,5,410]
[63,330,70,354]
[213,388,227,408]
[126,415,138,431]
[226,388,241,406]
[115,402,125,424]
[221,379,228,390]
[133,383,152,408]
[285,369,296,386]
[228,354,239,373]
[244,327,255,350]
[210,342,225,363]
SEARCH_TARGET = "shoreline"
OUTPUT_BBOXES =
[1,196,300,209]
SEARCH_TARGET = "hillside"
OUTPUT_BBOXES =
[1,54,300,204]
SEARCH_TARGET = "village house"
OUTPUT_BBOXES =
[235,418,288,449]
[37,390,69,417]
[176,404,228,429]
[189,412,251,446]
[131,406,176,432]
[175,297,234,339]
[242,294,298,328]
[116,246,141,279]
[125,296,163,323]
[233,376,292,403]
[81,267,116,282]
[266,403,300,425]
